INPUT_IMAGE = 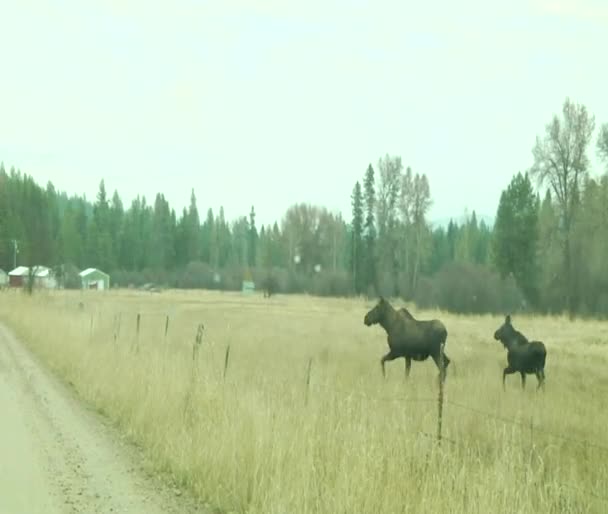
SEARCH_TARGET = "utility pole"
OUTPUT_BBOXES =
[12,239,18,269]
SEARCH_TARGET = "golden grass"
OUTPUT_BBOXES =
[1,288,607,513]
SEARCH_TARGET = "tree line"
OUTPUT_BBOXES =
[0,97,607,317]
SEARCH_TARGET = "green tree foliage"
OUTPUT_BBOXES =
[200,208,215,265]
[598,123,608,168]
[0,164,12,268]
[150,193,175,270]
[570,176,608,315]
[185,189,201,263]
[492,172,539,306]
[216,207,232,268]
[3,125,608,316]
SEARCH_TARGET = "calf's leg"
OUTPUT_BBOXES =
[536,369,545,391]
[404,357,412,379]
[503,367,517,391]
[380,351,398,379]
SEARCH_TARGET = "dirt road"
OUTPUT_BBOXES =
[0,323,204,514]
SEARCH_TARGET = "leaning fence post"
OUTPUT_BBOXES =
[164,314,170,341]
[223,344,231,381]
[184,323,205,420]
[305,358,313,406]
[193,323,204,365]
[89,313,94,341]
[134,312,141,352]
[437,343,445,443]
[530,417,534,449]
[113,312,122,343]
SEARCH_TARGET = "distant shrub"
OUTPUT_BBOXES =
[177,262,215,289]
[61,263,82,289]
[309,270,353,297]
[414,261,524,315]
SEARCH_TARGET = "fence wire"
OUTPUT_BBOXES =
[86,313,608,504]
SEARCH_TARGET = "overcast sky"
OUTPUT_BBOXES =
[0,0,606,227]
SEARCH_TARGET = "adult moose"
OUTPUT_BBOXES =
[493,315,546,391]
[363,297,450,382]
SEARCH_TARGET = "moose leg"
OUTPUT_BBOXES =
[431,351,448,383]
[380,351,398,379]
[442,353,451,369]
[404,357,412,379]
[441,352,451,380]
[520,372,526,390]
[536,370,545,391]
[503,367,517,391]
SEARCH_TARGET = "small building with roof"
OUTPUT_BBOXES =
[8,266,57,289]
[79,268,110,290]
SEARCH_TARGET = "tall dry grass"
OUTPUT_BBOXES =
[1,288,607,513]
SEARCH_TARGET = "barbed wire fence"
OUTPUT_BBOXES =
[312,384,608,505]
[84,308,608,506]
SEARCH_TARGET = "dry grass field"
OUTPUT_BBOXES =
[1,288,607,513]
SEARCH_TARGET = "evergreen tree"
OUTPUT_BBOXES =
[492,172,539,306]
[350,181,364,293]
[362,164,377,293]
[0,165,11,269]
[216,206,231,268]
[248,205,258,268]
[151,193,175,270]
[200,208,215,264]
[186,189,201,262]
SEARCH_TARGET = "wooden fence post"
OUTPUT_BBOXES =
[132,313,141,353]
[193,323,204,364]
[113,312,122,343]
[223,344,231,381]
[437,343,445,444]
[89,313,94,341]
[305,358,313,406]
[530,417,534,449]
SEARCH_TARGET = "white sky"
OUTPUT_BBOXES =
[0,0,606,226]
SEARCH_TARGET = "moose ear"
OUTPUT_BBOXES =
[505,314,511,324]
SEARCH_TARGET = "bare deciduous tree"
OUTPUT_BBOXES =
[529,97,596,316]
[375,154,403,296]
[376,154,403,237]
[410,173,432,293]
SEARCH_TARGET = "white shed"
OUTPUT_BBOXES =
[8,266,57,289]
[79,268,111,290]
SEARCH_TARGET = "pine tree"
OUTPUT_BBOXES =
[492,172,539,306]
[201,208,215,264]
[350,181,364,293]
[362,164,377,294]
[216,206,231,268]
[186,189,201,262]
[248,205,258,268]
